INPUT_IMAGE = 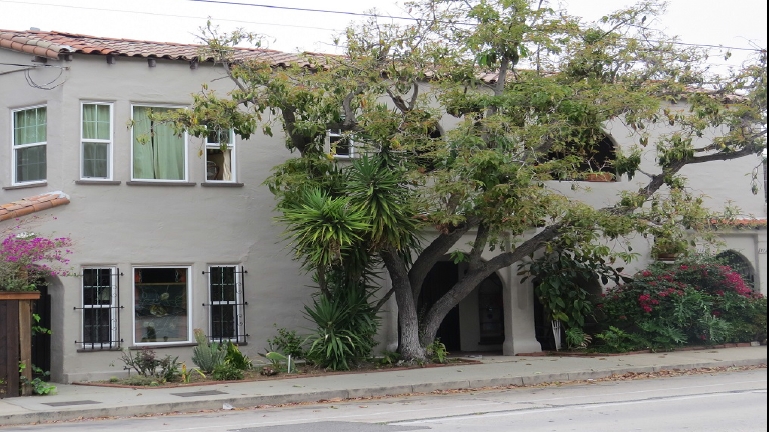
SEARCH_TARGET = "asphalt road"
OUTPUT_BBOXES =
[2,369,766,432]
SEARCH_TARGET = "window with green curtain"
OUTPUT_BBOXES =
[13,106,47,183]
[132,106,186,180]
[82,103,111,178]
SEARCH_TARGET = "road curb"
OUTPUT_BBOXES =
[1,358,766,427]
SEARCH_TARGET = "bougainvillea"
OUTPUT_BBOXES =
[0,232,73,291]
[598,254,765,350]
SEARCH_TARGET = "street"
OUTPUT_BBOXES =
[2,369,766,432]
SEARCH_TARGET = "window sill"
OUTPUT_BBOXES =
[126,181,196,187]
[75,180,122,185]
[128,342,197,349]
[77,347,123,353]
[201,182,244,188]
[3,182,47,190]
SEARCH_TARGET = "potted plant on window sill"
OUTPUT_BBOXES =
[584,172,614,182]
[1,231,73,398]
[651,236,690,262]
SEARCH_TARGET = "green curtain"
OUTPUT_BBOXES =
[14,107,47,182]
[132,107,185,180]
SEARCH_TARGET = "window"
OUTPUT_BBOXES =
[81,103,113,179]
[205,128,236,182]
[327,129,355,159]
[12,106,47,184]
[206,265,246,343]
[133,267,190,344]
[131,106,187,181]
[79,267,120,349]
[546,134,617,182]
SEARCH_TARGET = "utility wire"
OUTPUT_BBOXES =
[0,0,764,53]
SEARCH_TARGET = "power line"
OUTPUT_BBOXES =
[0,0,763,53]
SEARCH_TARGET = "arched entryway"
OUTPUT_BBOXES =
[418,261,505,352]
[716,250,756,291]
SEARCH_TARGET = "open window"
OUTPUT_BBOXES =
[205,128,235,182]
[326,129,355,159]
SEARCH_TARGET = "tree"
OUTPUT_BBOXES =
[171,0,767,361]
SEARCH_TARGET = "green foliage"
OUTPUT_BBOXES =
[426,339,449,363]
[212,362,245,381]
[191,329,227,373]
[375,350,401,366]
[598,254,765,350]
[116,348,180,382]
[267,326,307,359]
[171,0,767,361]
[224,342,253,371]
[564,327,592,350]
[520,247,626,329]
[263,351,296,373]
[594,326,647,353]
[304,275,380,370]
[19,363,56,395]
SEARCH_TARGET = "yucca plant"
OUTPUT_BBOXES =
[304,273,380,370]
[191,329,226,373]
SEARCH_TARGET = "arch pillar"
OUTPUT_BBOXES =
[502,268,541,355]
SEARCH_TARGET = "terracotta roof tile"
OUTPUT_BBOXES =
[0,191,70,222]
[0,29,309,66]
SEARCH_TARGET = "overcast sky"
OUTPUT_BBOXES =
[0,0,765,68]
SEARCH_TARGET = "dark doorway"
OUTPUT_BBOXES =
[31,282,51,381]
[418,261,461,351]
[716,250,756,291]
[478,276,505,345]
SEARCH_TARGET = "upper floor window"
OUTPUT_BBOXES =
[81,103,113,180]
[205,128,236,182]
[131,106,187,181]
[12,106,47,184]
[327,129,356,159]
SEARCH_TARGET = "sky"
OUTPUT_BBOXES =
[0,0,765,68]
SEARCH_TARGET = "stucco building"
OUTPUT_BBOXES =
[1,29,766,383]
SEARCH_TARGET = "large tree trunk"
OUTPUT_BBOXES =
[381,248,427,361]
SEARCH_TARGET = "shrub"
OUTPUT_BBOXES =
[266,326,306,359]
[191,329,226,373]
[212,362,244,381]
[224,342,252,371]
[598,255,765,349]
[117,348,180,381]
[304,280,379,371]
[0,231,73,292]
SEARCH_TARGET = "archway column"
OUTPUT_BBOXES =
[502,265,541,355]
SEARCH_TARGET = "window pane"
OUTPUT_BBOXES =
[211,305,236,339]
[83,268,112,306]
[132,107,185,180]
[83,142,109,178]
[15,145,46,182]
[14,107,46,145]
[210,266,236,302]
[134,267,189,343]
[84,309,112,344]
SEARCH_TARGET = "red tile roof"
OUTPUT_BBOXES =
[0,29,307,66]
[0,191,70,222]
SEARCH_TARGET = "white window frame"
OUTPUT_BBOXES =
[207,265,245,343]
[11,104,47,185]
[204,128,237,183]
[80,266,119,350]
[130,104,189,182]
[326,129,356,159]
[132,265,193,346]
[80,102,114,180]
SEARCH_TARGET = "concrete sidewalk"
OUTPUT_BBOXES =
[1,346,766,427]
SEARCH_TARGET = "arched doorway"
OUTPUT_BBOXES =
[418,261,505,352]
[716,250,756,291]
